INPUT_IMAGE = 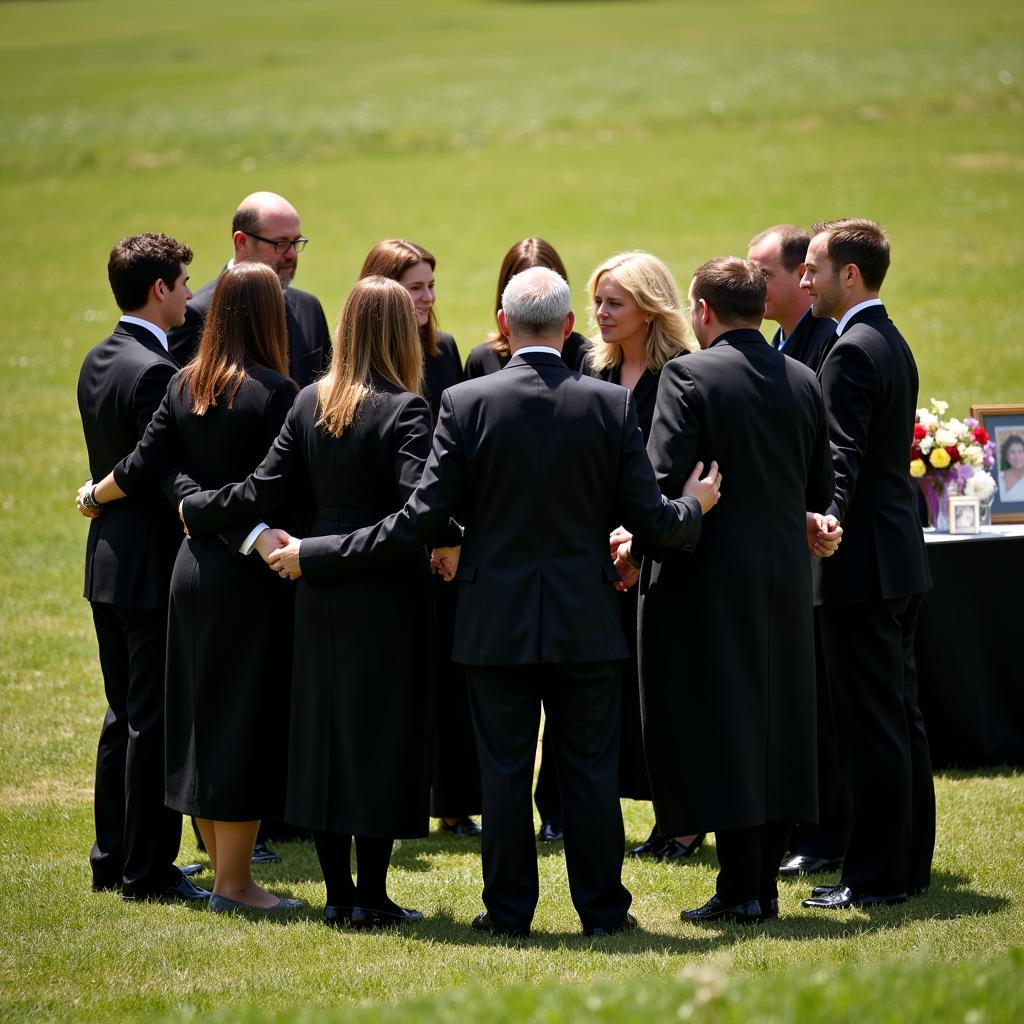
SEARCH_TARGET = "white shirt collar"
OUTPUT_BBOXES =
[514,345,562,357]
[835,297,883,337]
[119,315,168,351]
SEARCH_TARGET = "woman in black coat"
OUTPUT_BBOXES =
[81,263,302,913]
[180,276,434,928]
[584,251,699,863]
[359,240,482,838]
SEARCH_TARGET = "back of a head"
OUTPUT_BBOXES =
[692,257,766,327]
[501,267,571,340]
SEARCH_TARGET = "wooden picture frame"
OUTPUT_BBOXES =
[971,404,1024,524]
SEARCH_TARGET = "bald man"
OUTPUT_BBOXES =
[169,192,331,388]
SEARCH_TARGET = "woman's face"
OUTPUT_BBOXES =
[398,260,435,327]
[593,272,648,349]
[1007,441,1024,470]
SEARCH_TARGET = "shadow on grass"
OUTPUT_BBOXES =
[934,765,1023,780]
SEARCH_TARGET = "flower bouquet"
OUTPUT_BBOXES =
[910,398,996,530]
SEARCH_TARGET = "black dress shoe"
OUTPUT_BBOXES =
[584,912,638,937]
[801,885,907,909]
[682,894,766,924]
[351,905,423,928]
[627,827,668,859]
[323,905,355,928]
[810,883,840,898]
[659,834,706,862]
[779,853,843,876]
[251,841,282,864]
[763,898,779,919]
[471,911,530,938]
[179,862,204,878]
[123,873,212,903]
[441,818,483,838]
[91,878,121,893]
[538,820,563,842]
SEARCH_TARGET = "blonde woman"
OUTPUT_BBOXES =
[180,276,434,929]
[583,251,702,863]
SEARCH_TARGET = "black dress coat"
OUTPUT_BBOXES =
[113,366,298,820]
[182,382,435,838]
[168,274,331,389]
[581,354,663,799]
[639,331,834,836]
[463,331,591,379]
[770,310,836,371]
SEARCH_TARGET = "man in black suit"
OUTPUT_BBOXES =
[748,224,850,878]
[637,258,837,924]
[76,234,210,902]
[168,191,330,388]
[265,267,722,937]
[799,219,934,910]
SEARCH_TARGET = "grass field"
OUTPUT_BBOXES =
[1,1,1023,1021]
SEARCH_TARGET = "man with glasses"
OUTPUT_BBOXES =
[169,191,331,389]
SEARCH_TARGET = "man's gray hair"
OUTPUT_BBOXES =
[501,266,571,336]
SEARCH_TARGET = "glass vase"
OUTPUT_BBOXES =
[919,477,953,532]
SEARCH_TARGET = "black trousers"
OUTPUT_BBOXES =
[467,661,631,933]
[818,594,935,895]
[716,822,791,907]
[90,603,182,893]
[787,616,851,862]
[533,724,562,826]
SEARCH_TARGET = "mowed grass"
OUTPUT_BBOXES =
[1,0,1023,1021]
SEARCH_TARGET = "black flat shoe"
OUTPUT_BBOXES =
[801,885,907,909]
[441,818,482,838]
[659,834,706,862]
[208,893,306,914]
[251,841,282,864]
[538,820,563,842]
[627,827,668,859]
[584,912,638,937]
[471,911,530,938]
[682,893,766,924]
[323,905,355,928]
[779,853,843,876]
[351,905,423,929]
[123,873,212,903]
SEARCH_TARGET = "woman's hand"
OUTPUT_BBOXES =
[268,536,303,580]
[76,481,101,519]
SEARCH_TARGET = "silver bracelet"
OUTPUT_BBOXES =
[81,487,102,514]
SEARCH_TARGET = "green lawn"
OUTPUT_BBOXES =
[1,1,1023,1021]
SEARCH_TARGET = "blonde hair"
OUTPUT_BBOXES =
[316,276,423,437]
[586,251,693,373]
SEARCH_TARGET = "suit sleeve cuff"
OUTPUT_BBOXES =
[239,523,270,555]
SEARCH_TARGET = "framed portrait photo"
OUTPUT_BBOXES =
[948,496,980,535]
[971,404,1024,524]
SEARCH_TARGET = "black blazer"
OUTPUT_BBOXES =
[423,332,464,422]
[289,351,703,667]
[816,304,931,604]
[463,331,591,379]
[771,310,836,371]
[168,273,331,389]
[580,354,662,440]
[77,322,182,608]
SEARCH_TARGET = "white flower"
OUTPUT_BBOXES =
[930,397,949,415]
[920,435,934,453]
[965,472,995,500]
[935,428,957,447]
[946,418,967,438]
[962,445,984,467]
[918,412,939,430]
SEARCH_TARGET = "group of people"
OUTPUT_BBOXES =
[74,190,935,937]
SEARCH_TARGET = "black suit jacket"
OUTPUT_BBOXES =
[168,272,331,388]
[771,310,836,371]
[77,322,183,608]
[287,351,703,666]
[463,331,591,379]
[816,304,931,604]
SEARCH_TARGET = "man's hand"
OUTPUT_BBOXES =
[682,460,722,514]
[253,527,291,565]
[177,499,190,538]
[268,536,303,580]
[430,545,461,582]
[610,527,639,591]
[807,512,843,557]
[76,481,100,519]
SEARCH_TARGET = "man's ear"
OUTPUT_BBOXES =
[152,277,168,302]
[232,230,249,259]
[497,309,510,338]
[563,309,576,338]
[699,298,711,325]
[843,263,859,288]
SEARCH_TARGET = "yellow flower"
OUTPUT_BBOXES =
[910,458,927,478]
[929,447,951,469]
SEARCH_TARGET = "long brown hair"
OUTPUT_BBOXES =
[316,276,423,437]
[179,262,289,415]
[359,239,439,358]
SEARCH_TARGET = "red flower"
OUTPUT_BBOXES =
[911,445,922,460]
[913,424,927,440]
[973,427,989,444]
[946,445,960,462]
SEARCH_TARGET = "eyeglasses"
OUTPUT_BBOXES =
[244,232,309,254]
